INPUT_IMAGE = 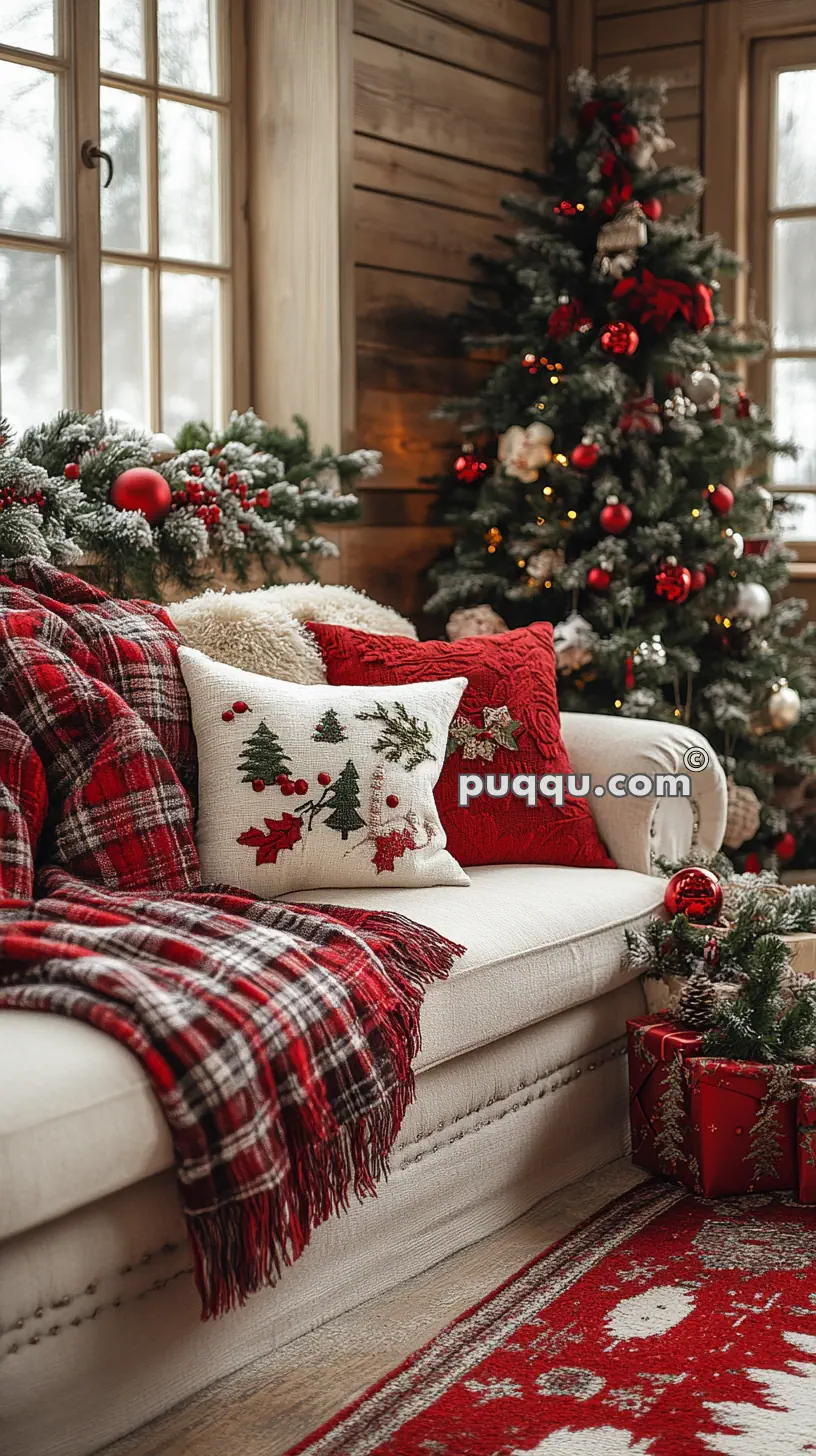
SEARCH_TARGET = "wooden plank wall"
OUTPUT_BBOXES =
[343,0,553,620]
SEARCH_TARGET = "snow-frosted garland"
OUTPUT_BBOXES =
[0,408,380,599]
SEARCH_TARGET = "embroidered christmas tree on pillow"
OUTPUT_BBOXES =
[178,648,470,894]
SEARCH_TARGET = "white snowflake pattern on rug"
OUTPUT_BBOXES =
[510,1426,655,1455]
[463,1376,523,1404]
[535,1368,605,1400]
[605,1285,696,1347]
[702,1331,816,1454]
[693,1218,816,1273]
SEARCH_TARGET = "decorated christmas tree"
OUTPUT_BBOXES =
[313,708,347,744]
[323,760,366,839]
[426,69,816,871]
[0,407,380,600]
[237,721,292,787]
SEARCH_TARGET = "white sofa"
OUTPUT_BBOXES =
[0,712,727,1456]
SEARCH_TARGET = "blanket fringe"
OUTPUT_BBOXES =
[188,914,463,1320]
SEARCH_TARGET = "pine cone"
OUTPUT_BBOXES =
[677,968,718,1031]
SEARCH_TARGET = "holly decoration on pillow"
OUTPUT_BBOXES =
[447,705,521,761]
[237,720,292,786]
[313,708,346,743]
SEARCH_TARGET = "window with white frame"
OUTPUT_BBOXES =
[751,37,816,551]
[0,0,244,439]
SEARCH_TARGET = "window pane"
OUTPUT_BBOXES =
[772,359,816,486]
[158,101,220,262]
[100,0,146,78]
[3,1,56,55]
[772,218,816,348]
[102,264,151,428]
[157,0,219,95]
[101,86,147,252]
[161,272,220,433]
[0,61,58,236]
[776,69,816,210]
[0,248,61,433]
[778,491,816,541]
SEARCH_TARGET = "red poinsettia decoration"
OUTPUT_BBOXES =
[547,298,592,340]
[372,827,416,874]
[599,153,633,217]
[612,270,712,334]
[237,812,302,864]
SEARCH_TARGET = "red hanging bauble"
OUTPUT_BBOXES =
[600,320,639,356]
[600,497,632,534]
[655,559,692,604]
[454,446,488,485]
[707,483,734,516]
[689,567,707,593]
[571,441,600,470]
[64,462,81,481]
[775,831,797,862]
[641,197,663,222]
[110,467,172,524]
[616,123,640,148]
[587,565,612,591]
[663,866,723,924]
[745,851,762,874]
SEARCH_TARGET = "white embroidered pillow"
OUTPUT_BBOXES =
[178,647,470,894]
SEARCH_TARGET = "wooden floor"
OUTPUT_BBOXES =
[103,1158,647,1456]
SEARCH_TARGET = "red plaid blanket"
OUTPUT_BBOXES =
[0,561,462,1318]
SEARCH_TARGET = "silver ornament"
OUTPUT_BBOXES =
[446,605,508,641]
[684,369,720,410]
[553,613,594,672]
[634,633,667,669]
[768,679,802,730]
[734,581,772,625]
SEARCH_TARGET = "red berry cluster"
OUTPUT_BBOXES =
[0,481,46,513]
[172,468,221,529]
[221,700,249,722]
[276,773,309,797]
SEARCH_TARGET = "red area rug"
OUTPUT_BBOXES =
[287,1179,816,1455]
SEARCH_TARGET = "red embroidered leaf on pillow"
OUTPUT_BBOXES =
[237,812,302,864]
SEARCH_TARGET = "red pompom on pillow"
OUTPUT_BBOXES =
[307,621,615,870]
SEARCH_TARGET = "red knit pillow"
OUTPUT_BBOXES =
[308,621,615,869]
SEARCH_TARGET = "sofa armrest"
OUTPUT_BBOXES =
[559,712,728,876]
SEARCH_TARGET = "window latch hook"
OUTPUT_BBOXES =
[81,141,114,189]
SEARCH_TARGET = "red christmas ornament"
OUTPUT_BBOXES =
[571,441,600,470]
[641,197,663,222]
[110,467,172,524]
[587,565,612,591]
[707,483,734,516]
[600,498,632,534]
[386,794,399,808]
[454,446,488,485]
[745,851,762,874]
[691,281,715,330]
[663,866,723,924]
[548,299,592,340]
[736,390,753,419]
[625,655,635,691]
[689,567,707,593]
[744,535,771,557]
[616,123,640,148]
[655,559,692,604]
[64,462,81,480]
[600,320,639,356]
[775,831,797,862]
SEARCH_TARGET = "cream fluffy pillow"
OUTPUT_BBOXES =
[178,647,470,895]
[168,583,416,684]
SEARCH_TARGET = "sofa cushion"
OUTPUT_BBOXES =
[0,865,663,1242]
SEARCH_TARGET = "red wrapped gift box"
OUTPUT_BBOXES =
[798,1078,816,1205]
[628,1015,815,1196]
